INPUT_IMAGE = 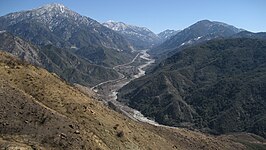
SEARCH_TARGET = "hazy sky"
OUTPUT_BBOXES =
[0,0,265,33]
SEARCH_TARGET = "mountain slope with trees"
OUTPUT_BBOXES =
[0,51,254,150]
[151,20,242,57]
[0,31,119,86]
[0,3,134,67]
[119,38,266,138]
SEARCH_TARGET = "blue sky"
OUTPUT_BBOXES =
[0,0,265,33]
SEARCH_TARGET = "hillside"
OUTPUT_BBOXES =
[118,38,266,139]
[0,31,119,86]
[1,51,259,149]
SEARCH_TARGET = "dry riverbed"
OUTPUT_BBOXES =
[91,50,158,125]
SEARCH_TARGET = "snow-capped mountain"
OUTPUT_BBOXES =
[158,29,180,42]
[0,3,132,51]
[152,20,243,56]
[4,3,98,29]
[103,21,161,49]
[0,3,137,87]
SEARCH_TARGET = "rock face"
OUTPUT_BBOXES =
[0,51,252,150]
[103,21,161,49]
[118,38,266,139]
[151,20,243,56]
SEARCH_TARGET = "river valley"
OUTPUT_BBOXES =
[91,50,159,125]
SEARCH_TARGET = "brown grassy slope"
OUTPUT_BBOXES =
[0,51,249,149]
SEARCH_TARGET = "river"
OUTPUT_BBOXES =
[91,50,159,125]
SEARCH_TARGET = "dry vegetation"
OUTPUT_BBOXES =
[0,51,263,149]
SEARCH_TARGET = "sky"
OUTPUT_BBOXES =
[0,0,265,33]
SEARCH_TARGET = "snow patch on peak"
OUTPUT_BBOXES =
[103,21,154,34]
[196,36,202,40]
[41,3,66,9]
[3,3,99,33]
[0,30,6,34]
[106,20,116,23]
[36,3,70,14]
[103,21,129,31]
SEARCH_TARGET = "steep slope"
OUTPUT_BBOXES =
[0,3,134,66]
[0,30,42,66]
[0,31,119,86]
[103,21,161,49]
[119,38,266,139]
[158,29,180,42]
[152,20,242,56]
[0,51,252,149]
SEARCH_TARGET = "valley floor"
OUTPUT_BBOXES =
[91,49,158,125]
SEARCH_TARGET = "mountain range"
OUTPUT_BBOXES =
[0,3,139,86]
[151,20,244,58]
[0,4,135,67]
[118,38,266,139]
[103,21,161,50]
[103,21,183,50]
[1,51,259,150]
[1,3,266,149]
[0,4,131,51]
[0,31,119,86]
[0,4,182,86]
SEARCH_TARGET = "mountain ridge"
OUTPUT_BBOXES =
[0,31,120,86]
[119,38,266,139]
[158,29,180,42]
[151,19,243,57]
[0,3,135,66]
[103,20,161,49]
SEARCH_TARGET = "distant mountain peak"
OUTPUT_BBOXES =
[41,3,66,8]
[0,3,132,52]
[38,3,68,12]
[192,20,242,33]
[4,3,78,21]
[152,20,243,56]
[2,3,98,30]
[103,21,128,31]
[34,3,79,17]
[158,29,180,41]
[103,21,160,49]
[106,20,117,23]
[197,19,212,23]
[103,21,152,32]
